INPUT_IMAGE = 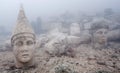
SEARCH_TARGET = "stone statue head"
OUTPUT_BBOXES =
[94,28,108,44]
[91,20,109,49]
[11,5,36,68]
[12,34,36,68]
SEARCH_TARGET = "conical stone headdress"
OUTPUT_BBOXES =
[11,5,35,44]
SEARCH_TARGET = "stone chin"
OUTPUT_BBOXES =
[98,38,107,44]
[17,54,32,63]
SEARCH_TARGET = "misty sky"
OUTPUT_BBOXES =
[0,0,120,30]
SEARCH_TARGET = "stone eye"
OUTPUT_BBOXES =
[27,40,33,45]
[16,41,23,46]
[98,31,103,34]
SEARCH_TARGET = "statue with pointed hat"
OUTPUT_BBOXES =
[10,5,36,70]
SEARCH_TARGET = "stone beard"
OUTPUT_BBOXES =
[92,28,108,49]
[12,36,36,68]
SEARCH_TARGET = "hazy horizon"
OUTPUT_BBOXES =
[0,0,120,31]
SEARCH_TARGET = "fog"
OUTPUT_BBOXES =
[0,1,120,72]
[0,0,120,34]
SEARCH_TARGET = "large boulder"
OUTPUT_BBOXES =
[44,31,68,57]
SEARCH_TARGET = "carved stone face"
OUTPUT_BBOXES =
[13,37,35,64]
[93,28,108,44]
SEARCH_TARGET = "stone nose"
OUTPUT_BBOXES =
[21,45,29,52]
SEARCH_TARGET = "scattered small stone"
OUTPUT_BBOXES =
[97,61,106,65]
